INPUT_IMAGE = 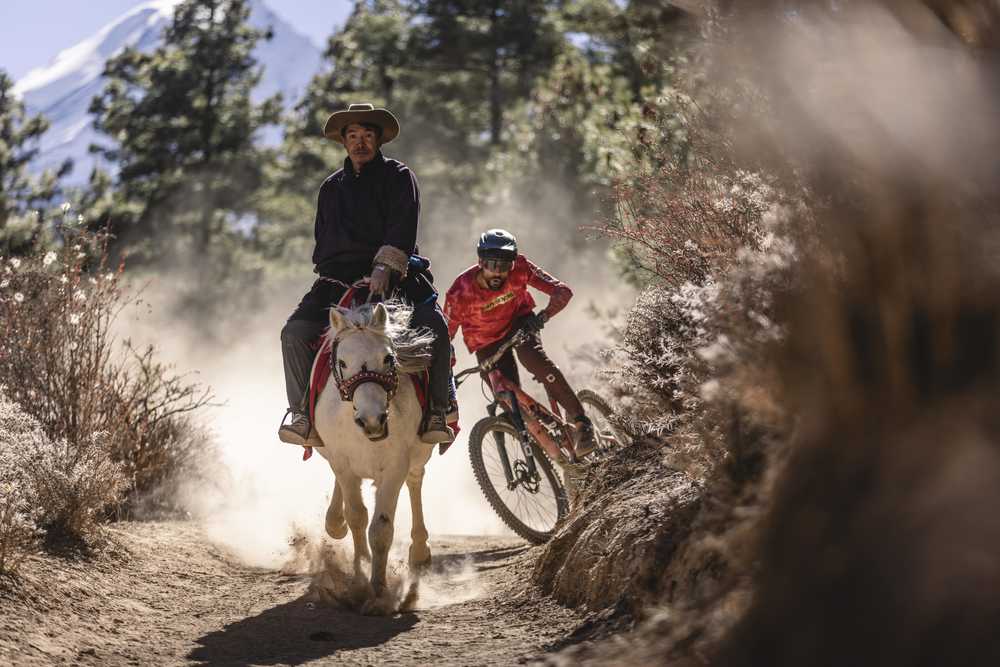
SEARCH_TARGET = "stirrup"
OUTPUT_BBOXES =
[420,410,455,445]
[278,409,316,447]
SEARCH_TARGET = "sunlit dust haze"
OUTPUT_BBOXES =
[115,193,633,571]
[723,1,1000,191]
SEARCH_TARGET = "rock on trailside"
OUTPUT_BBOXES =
[0,522,584,666]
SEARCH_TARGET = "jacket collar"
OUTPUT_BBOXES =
[344,150,387,179]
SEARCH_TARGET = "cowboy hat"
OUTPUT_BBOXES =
[323,103,400,144]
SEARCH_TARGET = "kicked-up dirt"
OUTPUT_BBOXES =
[0,521,587,666]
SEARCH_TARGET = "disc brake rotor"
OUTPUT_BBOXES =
[511,459,541,493]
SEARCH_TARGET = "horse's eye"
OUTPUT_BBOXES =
[384,354,394,366]
[338,359,347,369]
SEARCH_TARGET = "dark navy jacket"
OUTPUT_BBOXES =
[311,151,435,302]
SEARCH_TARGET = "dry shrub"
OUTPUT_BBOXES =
[0,212,212,511]
[597,83,804,480]
[0,397,43,574]
[20,431,128,546]
[536,71,803,645]
[0,391,126,567]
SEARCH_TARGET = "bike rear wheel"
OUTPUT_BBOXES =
[468,416,569,544]
[577,389,628,456]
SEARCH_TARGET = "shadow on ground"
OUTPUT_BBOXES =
[188,595,418,665]
[429,544,530,574]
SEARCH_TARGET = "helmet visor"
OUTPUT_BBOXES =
[479,257,514,274]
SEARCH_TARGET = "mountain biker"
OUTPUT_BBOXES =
[444,229,597,457]
[278,103,454,447]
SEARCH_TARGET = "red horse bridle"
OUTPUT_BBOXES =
[327,279,400,403]
[330,336,399,402]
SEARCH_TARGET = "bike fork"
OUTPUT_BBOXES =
[496,391,539,484]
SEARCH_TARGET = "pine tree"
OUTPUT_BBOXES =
[408,0,563,145]
[564,0,693,99]
[0,70,71,251]
[89,0,281,260]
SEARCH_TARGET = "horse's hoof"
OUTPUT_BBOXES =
[325,519,348,540]
[409,546,432,573]
[361,585,392,616]
[361,598,390,616]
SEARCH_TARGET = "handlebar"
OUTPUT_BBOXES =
[454,326,533,387]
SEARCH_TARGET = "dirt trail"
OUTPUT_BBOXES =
[0,522,585,666]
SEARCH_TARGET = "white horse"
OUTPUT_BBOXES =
[313,301,436,610]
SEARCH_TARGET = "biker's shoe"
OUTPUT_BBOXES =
[278,411,312,446]
[420,409,455,445]
[573,415,598,458]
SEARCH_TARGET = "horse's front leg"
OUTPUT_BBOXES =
[325,478,348,540]
[407,456,433,573]
[338,472,370,574]
[367,474,405,598]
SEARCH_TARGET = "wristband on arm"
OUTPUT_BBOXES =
[373,245,409,276]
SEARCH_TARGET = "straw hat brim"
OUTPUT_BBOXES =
[323,108,400,144]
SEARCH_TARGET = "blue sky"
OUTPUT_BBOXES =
[0,0,353,81]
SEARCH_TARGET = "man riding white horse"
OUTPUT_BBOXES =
[278,103,454,447]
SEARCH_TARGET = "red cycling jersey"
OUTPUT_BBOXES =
[444,255,573,353]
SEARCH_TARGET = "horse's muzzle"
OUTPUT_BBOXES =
[355,413,389,441]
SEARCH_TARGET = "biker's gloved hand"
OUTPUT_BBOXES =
[523,311,547,333]
[369,263,393,296]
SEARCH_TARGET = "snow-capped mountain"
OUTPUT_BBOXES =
[13,0,323,184]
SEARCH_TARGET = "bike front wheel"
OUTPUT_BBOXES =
[468,416,569,544]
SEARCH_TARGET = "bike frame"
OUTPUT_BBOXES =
[486,369,577,465]
[456,328,578,493]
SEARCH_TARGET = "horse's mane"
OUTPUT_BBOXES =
[326,300,436,373]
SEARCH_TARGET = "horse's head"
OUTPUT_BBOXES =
[329,303,398,441]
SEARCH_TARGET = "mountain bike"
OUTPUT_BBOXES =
[454,325,626,544]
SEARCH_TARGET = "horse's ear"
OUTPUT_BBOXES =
[329,307,351,334]
[370,303,387,332]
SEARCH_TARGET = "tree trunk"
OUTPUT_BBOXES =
[380,62,394,108]
[489,3,502,145]
[197,2,220,256]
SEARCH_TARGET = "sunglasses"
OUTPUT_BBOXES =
[480,258,513,273]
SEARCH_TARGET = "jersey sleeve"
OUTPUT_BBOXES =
[524,257,573,318]
[443,283,463,340]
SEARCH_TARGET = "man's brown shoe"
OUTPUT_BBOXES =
[420,409,455,445]
[278,412,311,446]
